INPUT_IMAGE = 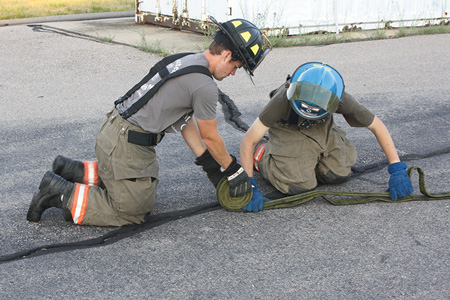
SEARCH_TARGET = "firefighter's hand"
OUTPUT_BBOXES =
[388,162,414,200]
[222,156,252,198]
[242,178,269,212]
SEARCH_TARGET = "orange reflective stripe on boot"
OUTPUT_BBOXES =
[82,161,99,186]
[253,142,267,172]
[71,183,89,225]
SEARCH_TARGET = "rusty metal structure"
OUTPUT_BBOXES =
[135,0,450,35]
[135,0,219,33]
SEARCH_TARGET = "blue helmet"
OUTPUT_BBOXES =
[286,62,344,120]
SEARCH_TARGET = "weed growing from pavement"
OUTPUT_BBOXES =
[96,33,116,43]
[137,33,171,56]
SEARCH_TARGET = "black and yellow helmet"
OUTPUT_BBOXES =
[210,16,271,76]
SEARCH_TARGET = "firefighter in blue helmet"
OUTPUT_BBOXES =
[240,62,414,212]
[27,17,272,226]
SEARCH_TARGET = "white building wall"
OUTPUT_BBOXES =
[137,0,450,34]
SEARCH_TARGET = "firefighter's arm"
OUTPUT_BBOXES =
[196,117,251,197]
[366,116,400,164]
[367,115,413,200]
[194,117,233,168]
[240,118,270,178]
[180,118,207,157]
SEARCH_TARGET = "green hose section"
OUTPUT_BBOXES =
[216,178,253,210]
[216,166,450,212]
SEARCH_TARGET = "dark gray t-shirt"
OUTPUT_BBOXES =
[259,82,375,128]
[117,53,218,133]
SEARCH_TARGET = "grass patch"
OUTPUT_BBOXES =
[0,0,134,20]
[137,33,171,56]
[96,33,115,43]
[266,24,450,48]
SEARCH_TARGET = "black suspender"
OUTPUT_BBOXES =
[114,53,212,120]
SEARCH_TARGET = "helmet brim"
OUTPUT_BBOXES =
[290,62,344,99]
[243,34,272,75]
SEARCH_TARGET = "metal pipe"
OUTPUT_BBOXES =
[155,0,162,22]
[334,0,339,34]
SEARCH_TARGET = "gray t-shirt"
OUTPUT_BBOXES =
[116,53,218,133]
[259,82,375,128]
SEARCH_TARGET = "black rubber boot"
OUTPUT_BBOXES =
[27,171,74,222]
[194,149,224,188]
[52,155,85,183]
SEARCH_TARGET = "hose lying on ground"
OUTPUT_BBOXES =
[216,167,450,212]
[4,167,445,263]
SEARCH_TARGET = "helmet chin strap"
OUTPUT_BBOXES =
[243,68,255,85]
[297,115,329,130]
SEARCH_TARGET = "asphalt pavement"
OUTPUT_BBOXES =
[1,13,450,299]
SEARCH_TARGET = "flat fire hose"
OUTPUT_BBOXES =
[216,167,450,212]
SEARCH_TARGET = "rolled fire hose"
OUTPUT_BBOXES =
[216,167,450,212]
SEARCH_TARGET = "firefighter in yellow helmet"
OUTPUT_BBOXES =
[27,17,272,226]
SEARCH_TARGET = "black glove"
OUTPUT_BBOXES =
[221,155,252,197]
[194,149,224,188]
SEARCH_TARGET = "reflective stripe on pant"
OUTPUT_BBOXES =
[82,161,99,186]
[253,141,267,173]
[66,177,158,226]
[65,109,159,226]
[71,183,89,225]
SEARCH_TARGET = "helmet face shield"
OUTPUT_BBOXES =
[287,81,341,120]
[286,62,344,120]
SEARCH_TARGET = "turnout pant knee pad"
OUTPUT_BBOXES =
[316,170,351,185]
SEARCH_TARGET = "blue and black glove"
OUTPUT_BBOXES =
[388,162,414,200]
[242,177,270,212]
[222,155,252,198]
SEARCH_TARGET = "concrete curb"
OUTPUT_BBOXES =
[0,11,135,27]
